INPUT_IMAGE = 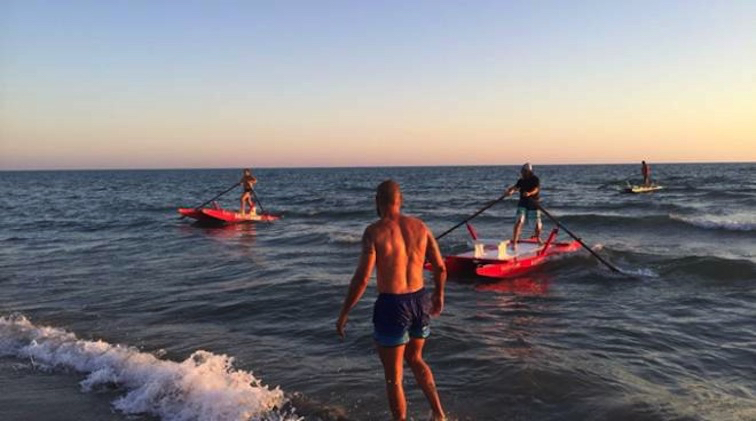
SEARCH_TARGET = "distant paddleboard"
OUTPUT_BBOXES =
[624,185,663,194]
[178,207,280,224]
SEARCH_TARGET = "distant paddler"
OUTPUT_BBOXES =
[239,168,258,215]
[503,163,542,251]
[642,160,651,187]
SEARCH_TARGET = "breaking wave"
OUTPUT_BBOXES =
[0,315,299,421]
[559,212,755,233]
[669,213,756,232]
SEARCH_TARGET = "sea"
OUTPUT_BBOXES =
[0,163,754,421]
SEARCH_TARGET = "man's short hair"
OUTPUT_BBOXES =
[376,179,401,208]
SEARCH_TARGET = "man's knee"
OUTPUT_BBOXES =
[405,352,426,369]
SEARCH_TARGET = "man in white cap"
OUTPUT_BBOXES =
[503,163,542,251]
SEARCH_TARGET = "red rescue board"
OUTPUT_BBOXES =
[178,207,281,224]
[436,228,580,279]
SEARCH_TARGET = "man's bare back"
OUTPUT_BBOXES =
[366,214,432,295]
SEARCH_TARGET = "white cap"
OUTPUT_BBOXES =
[522,162,533,172]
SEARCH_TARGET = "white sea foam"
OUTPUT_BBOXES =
[619,267,660,278]
[0,314,299,421]
[326,231,362,245]
[670,213,756,232]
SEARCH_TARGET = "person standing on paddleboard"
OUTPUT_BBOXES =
[337,180,447,421]
[239,168,257,215]
[642,160,651,187]
[504,163,542,251]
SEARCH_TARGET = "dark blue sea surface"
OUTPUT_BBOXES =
[1,164,754,420]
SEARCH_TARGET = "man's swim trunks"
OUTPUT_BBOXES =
[373,288,430,347]
[516,207,541,225]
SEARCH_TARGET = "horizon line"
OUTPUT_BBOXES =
[1,160,753,172]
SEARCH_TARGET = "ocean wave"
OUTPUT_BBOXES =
[661,256,756,281]
[669,214,756,232]
[0,315,299,421]
[559,212,667,226]
[616,266,660,278]
[281,209,371,219]
[326,231,362,245]
[558,212,756,233]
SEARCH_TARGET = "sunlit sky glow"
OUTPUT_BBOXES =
[1,1,754,169]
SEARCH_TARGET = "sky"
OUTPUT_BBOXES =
[1,0,754,169]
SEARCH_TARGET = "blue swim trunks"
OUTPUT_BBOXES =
[516,207,541,225]
[373,288,430,347]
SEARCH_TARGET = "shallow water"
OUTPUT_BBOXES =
[1,164,754,420]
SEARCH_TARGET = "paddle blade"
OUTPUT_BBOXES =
[465,222,479,240]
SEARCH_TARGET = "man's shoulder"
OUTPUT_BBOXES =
[365,219,393,234]
[365,220,382,233]
[400,215,429,231]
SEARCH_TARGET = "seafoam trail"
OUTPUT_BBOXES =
[0,314,300,421]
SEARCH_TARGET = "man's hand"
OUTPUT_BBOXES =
[430,291,444,317]
[336,313,348,339]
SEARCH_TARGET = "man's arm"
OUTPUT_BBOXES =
[425,228,447,317]
[336,227,376,338]
[504,179,521,197]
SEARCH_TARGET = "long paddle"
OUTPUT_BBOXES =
[436,194,508,241]
[250,189,266,214]
[536,204,621,273]
[193,182,240,210]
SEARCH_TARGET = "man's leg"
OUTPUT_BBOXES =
[533,211,543,243]
[240,194,247,214]
[378,344,407,421]
[512,214,524,251]
[405,338,445,420]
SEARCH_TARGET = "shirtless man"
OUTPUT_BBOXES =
[239,168,257,215]
[642,160,651,187]
[336,180,447,421]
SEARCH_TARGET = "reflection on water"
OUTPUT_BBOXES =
[198,222,258,238]
[474,275,551,295]
[177,221,259,259]
[470,275,554,359]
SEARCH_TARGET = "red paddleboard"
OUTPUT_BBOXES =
[439,228,580,279]
[178,208,280,224]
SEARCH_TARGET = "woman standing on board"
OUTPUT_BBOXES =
[642,161,651,186]
[239,168,257,215]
